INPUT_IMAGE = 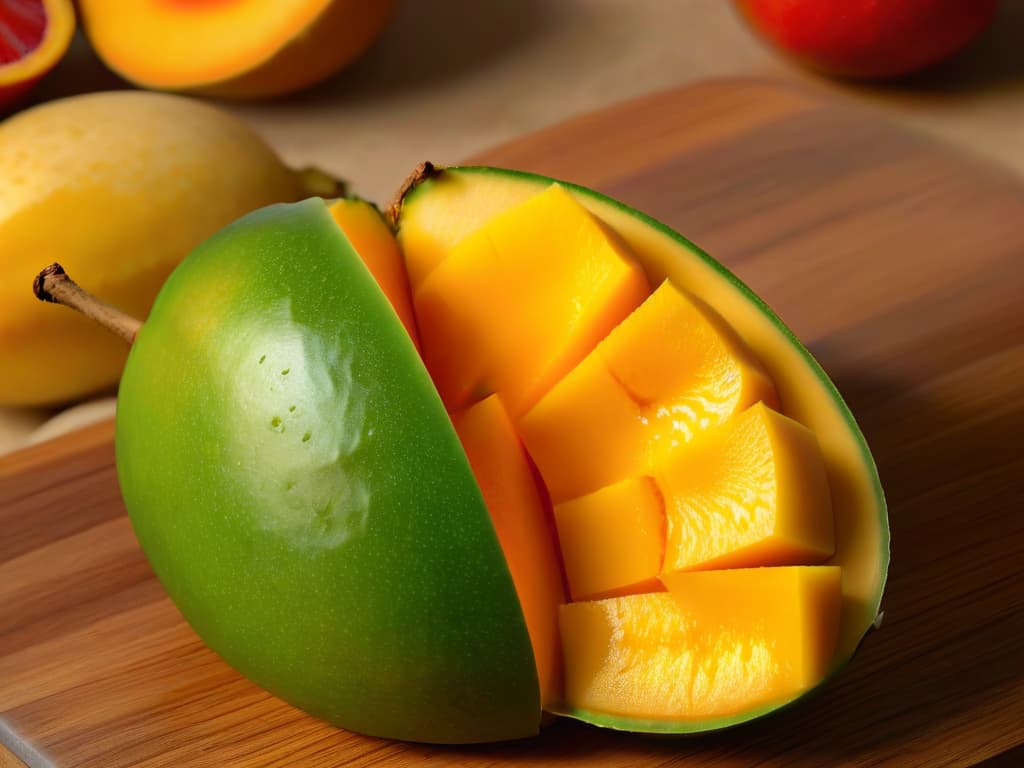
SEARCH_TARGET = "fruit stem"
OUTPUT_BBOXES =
[33,263,142,345]
[387,161,440,229]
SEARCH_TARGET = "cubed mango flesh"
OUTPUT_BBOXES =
[329,198,419,347]
[561,566,841,721]
[415,184,650,416]
[554,477,665,602]
[519,279,778,502]
[658,402,835,574]
[451,395,566,706]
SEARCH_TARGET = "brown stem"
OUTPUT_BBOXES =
[33,263,142,345]
[386,161,440,230]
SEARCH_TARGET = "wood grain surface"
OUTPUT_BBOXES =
[2,78,1022,767]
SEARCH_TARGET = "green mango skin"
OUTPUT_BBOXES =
[115,199,540,744]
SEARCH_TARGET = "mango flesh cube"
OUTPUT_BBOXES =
[561,566,841,720]
[518,353,643,505]
[658,402,835,574]
[554,477,665,602]
[414,184,650,416]
[599,279,778,435]
[451,395,566,706]
[519,279,778,502]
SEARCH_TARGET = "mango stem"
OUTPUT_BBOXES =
[387,161,439,229]
[33,263,142,345]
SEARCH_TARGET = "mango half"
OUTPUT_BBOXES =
[114,166,889,743]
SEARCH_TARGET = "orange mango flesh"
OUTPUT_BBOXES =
[387,175,878,727]
[550,401,833,601]
[396,169,887,680]
[560,567,841,721]
[329,199,419,347]
[451,395,566,707]
[554,477,665,601]
[659,402,835,573]
[414,184,650,417]
[519,278,778,503]
[408,185,840,721]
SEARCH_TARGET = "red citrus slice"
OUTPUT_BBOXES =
[0,0,75,108]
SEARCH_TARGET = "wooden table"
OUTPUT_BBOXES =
[2,79,1022,767]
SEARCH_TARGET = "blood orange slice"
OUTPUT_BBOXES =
[0,0,74,108]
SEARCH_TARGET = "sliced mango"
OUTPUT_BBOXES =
[396,168,888,679]
[554,477,665,601]
[561,566,841,722]
[520,279,777,502]
[414,184,650,416]
[451,395,566,706]
[329,198,419,346]
[657,402,834,573]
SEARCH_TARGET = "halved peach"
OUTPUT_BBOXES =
[79,0,396,98]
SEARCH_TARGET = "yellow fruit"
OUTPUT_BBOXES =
[0,90,339,406]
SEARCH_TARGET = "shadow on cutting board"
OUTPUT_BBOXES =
[289,0,548,104]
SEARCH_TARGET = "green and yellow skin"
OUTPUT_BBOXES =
[110,166,888,742]
[115,199,539,744]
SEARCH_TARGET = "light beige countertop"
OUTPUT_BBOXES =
[3,0,1023,455]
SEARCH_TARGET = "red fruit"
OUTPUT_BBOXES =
[735,0,1000,78]
[0,0,75,108]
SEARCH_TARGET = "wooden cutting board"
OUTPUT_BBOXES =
[2,78,1022,768]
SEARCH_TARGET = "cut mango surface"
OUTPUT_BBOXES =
[561,567,841,722]
[520,279,778,502]
[415,184,650,416]
[451,395,566,706]
[658,402,835,573]
[554,477,665,601]
[389,166,887,733]
[551,403,833,603]
[398,167,888,680]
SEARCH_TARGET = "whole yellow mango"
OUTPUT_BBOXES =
[0,91,339,406]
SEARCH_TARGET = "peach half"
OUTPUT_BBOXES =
[79,0,397,98]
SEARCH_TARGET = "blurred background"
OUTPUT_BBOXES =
[22,0,1024,201]
[2,0,1023,454]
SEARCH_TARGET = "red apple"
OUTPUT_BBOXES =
[735,0,1000,78]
